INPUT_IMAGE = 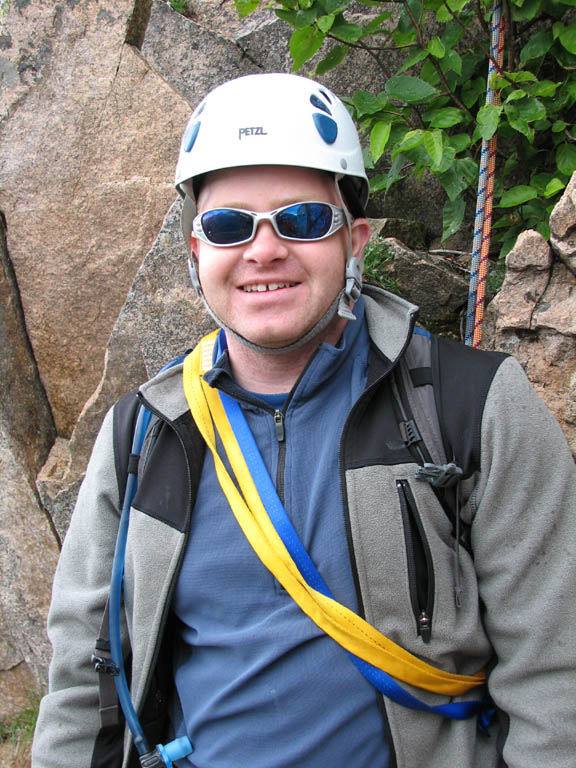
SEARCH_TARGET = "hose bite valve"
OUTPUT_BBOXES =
[139,736,193,768]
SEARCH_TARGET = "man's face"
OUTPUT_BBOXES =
[193,165,369,350]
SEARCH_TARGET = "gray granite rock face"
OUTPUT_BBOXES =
[0,421,59,704]
[0,0,192,436]
[38,200,216,537]
[0,205,59,709]
[0,215,55,477]
[0,0,193,712]
[550,172,576,276]
[141,0,258,105]
[366,234,469,325]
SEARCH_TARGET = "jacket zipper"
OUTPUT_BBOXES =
[338,343,415,768]
[273,409,285,441]
[273,409,287,505]
[396,479,435,643]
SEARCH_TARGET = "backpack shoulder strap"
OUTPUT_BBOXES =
[112,389,142,508]
[399,329,509,478]
[399,327,447,469]
[94,354,191,737]
[91,391,143,736]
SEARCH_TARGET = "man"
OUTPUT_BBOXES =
[32,73,576,768]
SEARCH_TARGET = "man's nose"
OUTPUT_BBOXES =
[242,220,289,263]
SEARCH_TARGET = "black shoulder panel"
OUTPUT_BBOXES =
[344,349,415,469]
[132,410,205,533]
[432,337,509,477]
[112,390,141,508]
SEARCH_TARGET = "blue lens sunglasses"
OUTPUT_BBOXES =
[192,201,345,247]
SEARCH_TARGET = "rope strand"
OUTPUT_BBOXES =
[466,0,505,347]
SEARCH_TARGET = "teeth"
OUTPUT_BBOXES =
[243,283,294,292]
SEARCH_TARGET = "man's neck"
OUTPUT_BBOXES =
[225,319,347,394]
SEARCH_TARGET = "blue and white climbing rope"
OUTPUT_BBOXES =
[465,0,506,348]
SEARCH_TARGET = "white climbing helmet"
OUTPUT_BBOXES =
[174,72,370,354]
[175,72,369,250]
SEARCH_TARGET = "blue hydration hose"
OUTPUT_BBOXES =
[108,358,193,767]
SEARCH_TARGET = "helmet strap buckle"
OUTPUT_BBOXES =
[188,257,201,294]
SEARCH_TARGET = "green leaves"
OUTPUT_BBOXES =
[442,197,466,241]
[476,104,503,140]
[393,129,426,156]
[530,173,566,198]
[370,121,392,162]
[234,0,261,18]
[315,44,348,74]
[423,129,443,167]
[520,28,553,62]
[239,0,573,250]
[424,106,467,127]
[398,48,430,74]
[353,90,386,117]
[290,26,324,70]
[556,143,576,175]
[330,19,364,42]
[385,76,438,103]
[555,22,576,54]
[498,186,538,207]
[436,0,470,22]
[428,36,446,58]
[316,14,335,32]
[544,178,566,197]
[504,97,546,141]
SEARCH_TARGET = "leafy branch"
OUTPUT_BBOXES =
[236,0,576,254]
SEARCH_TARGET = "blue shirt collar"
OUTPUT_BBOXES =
[204,296,369,407]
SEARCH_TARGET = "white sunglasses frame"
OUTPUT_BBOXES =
[192,201,345,247]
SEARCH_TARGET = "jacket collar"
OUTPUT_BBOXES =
[362,283,419,365]
[139,284,419,420]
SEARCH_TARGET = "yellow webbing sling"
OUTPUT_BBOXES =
[182,331,485,697]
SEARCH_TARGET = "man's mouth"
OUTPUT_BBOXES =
[242,282,297,293]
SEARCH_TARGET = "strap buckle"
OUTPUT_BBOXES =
[415,462,463,488]
[91,653,120,676]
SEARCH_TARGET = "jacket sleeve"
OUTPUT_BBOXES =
[31,407,126,768]
[469,356,576,767]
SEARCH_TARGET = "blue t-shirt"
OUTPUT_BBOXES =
[170,299,389,767]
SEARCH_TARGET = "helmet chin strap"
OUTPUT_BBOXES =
[336,175,363,322]
[188,257,345,355]
[188,178,363,355]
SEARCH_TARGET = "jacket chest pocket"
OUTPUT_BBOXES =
[397,479,435,644]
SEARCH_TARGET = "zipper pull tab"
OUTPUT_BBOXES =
[418,610,431,643]
[454,585,463,609]
[274,410,285,442]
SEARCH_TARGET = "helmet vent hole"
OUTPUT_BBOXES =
[182,121,201,153]
[319,89,332,104]
[312,113,338,145]
[340,159,347,169]
[310,94,332,115]
[193,101,206,119]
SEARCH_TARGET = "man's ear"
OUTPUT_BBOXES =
[350,218,372,260]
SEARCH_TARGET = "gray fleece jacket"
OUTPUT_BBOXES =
[32,285,576,768]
